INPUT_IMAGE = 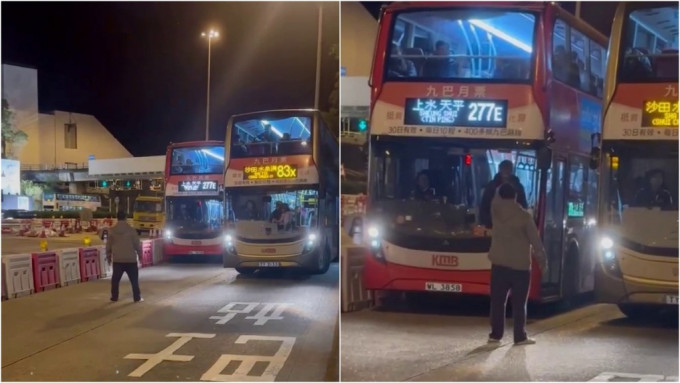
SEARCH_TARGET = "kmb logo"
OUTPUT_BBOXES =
[261,248,277,254]
[432,254,459,267]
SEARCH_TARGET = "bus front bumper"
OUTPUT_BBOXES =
[223,244,321,270]
[362,253,492,296]
[595,265,679,306]
[163,242,224,256]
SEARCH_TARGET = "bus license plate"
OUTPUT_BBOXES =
[259,262,280,267]
[665,295,678,304]
[189,251,204,254]
[425,282,462,293]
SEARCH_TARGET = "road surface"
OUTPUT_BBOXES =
[2,263,339,381]
[341,295,678,382]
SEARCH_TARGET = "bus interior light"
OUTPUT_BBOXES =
[468,19,532,53]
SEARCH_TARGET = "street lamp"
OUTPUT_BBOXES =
[201,29,219,141]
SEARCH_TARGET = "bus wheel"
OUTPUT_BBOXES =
[235,267,257,275]
[618,304,650,320]
[311,241,331,275]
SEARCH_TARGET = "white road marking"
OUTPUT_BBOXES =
[589,372,666,382]
[200,335,296,382]
[210,302,260,325]
[245,303,290,326]
[125,333,216,377]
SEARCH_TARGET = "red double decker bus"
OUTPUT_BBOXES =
[163,141,226,258]
[362,2,607,303]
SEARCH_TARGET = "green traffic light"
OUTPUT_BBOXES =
[102,181,108,187]
[358,119,367,131]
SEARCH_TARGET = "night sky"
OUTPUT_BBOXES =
[2,2,339,157]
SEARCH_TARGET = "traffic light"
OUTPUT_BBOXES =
[357,119,368,132]
[125,180,132,188]
[101,180,108,187]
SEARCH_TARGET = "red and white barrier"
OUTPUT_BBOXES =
[140,240,154,268]
[3,253,34,299]
[58,248,81,287]
[341,241,373,313]
[32,251,61,292]
[152,239,164,265]
[79,247,101,282]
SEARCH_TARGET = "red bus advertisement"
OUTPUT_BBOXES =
[593,2,678,319]
[163,141,226,257]
[362,2,607,303]
[223,109,338,274]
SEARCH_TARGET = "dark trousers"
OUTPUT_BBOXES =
[111,262,141,301]
[489,264,531,342]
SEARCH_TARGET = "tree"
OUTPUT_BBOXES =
[2,98,29,159]
[21,180,44,209]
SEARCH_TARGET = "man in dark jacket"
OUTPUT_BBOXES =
[106,210,143,302]
[479,160,528,228]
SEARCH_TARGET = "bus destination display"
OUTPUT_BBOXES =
[178,180,218,192]
[404,98,508,128]
[642,100,679,128]
[244,164,298,180]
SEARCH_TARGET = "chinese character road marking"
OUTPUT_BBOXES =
[125,333,216,377]
[245,303,289,326]
[201,335,296,382]
[210,302,290,326]
[210,302,260,325]
[589,372,666,382]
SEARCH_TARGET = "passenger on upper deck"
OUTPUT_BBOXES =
[423,41,455,77]
[479,160,528,229]
[388,43,418,78]
[410,170,436,201]
[633,169,673,209]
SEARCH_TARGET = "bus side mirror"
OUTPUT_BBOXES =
[589,147,601,170]
[537,147,552,170]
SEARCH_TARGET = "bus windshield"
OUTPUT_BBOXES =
[231,115,313,158]
[166,197,223,231]
[386,9,536,81]
[229,188,319,229]
[134,200,162,213]
[170,146,224,175]
[370,140,538,237]
[607,143,678,213]
[619,5,679,82]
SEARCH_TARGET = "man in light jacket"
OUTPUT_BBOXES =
[487,183,547,345]
[106,210,143,302]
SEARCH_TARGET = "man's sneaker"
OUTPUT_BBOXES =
[110,298,118,302]
[515,338,536,345]
[487,337,501,344]
[134,298,144,303]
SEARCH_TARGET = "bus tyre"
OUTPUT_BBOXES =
[618,304,649,320]
[235,267,256,275]
[311,241,331,275]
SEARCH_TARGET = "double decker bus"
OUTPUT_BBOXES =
[362,2,607,303]
[592,3,678,318]
[223,109,338,274]
[163,141,226,258]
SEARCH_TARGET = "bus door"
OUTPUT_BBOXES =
[541,157,567,298]
[563,156,589,296]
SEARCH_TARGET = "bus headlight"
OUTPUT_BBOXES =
[304,233,318,251]
[600,236,614,250]
[368,226,380,239]
[164,229,173,240]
